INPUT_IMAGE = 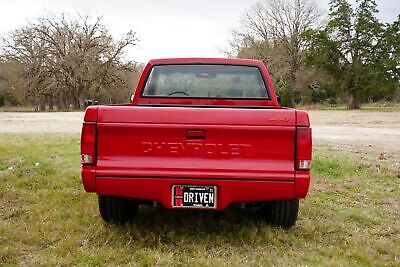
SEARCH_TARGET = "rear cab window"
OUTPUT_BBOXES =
[141,64,269,99]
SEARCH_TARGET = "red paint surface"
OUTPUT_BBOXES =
[81,166,96,192]
[294,171,311,198]
[81,58,312,208]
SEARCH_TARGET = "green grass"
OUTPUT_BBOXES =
[0,134,399,266]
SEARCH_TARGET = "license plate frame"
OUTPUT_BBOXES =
[172,185,217,209]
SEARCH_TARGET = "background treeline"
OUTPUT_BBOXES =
[0,0,399,110]
[0,14,142,111]
[228,0,400,109]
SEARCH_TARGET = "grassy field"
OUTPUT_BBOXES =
[0,134,399,266]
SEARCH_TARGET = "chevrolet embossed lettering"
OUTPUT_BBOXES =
[141,142,251,157]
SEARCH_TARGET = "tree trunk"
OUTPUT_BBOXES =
[287,71,296,108]
[286,51,300,108]
[39,96,46,112]
[73,97,81,109]
[48,96,54,111]
[346,76,361,109]
[34,98,39,112]
[348,93,361,109]
[58,95,68,111]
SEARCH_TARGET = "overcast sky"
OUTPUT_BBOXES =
[1,0,399,63]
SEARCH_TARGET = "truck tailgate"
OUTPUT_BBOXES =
[96,106,296,181]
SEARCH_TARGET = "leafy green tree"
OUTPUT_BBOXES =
[304,0,397,109]
[372,16,400,101]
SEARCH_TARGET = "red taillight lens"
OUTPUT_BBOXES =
[296,127,312,170]
[81,123,97,165]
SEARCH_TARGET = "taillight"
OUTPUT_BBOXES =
[296,127,312,171]
[81,123,97,165]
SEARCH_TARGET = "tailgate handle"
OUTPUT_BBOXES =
[186,129,206,140]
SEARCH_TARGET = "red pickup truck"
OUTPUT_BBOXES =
[81,58,312,228]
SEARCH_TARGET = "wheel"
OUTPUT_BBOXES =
[98,195,138,224]
[264,199,299,228]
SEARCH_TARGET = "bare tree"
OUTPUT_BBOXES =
[1,26,52,111]
[229,0,321,107]
[1,13,138,111]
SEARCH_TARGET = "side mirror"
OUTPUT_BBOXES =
[130,94,134,102]
[276,95,282,105]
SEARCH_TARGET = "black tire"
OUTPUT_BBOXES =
[98,195,138,224]
[264,199,299,228]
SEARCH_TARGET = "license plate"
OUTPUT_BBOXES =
[172,185,217,209]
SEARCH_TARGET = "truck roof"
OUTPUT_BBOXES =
[148,57,264,66]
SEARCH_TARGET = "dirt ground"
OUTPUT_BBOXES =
[309,110,400,151]
[0,112,83,134]
[0,110,399,153]
[308,110,400,171]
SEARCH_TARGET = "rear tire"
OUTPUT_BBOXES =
[264,199,299,228]
[98,195,138,224]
